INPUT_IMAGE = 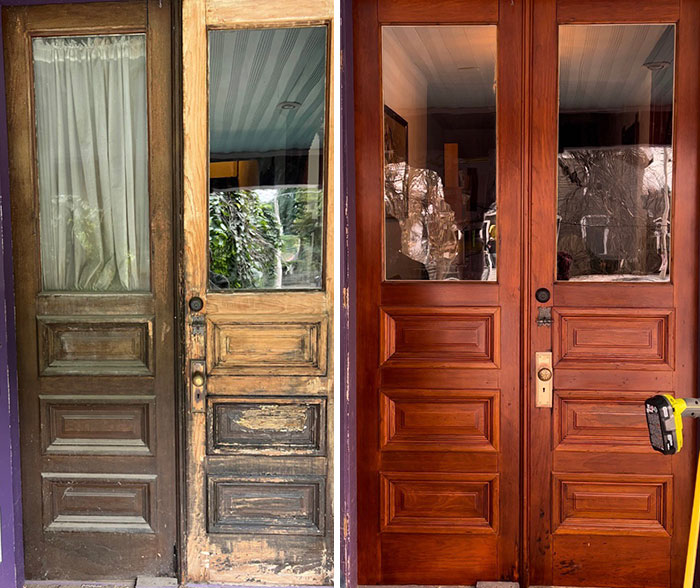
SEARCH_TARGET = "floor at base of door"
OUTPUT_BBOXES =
[24,579,176,588]
[24,580,332,588]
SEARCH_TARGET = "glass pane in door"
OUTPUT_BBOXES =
[382,26,498,281]
[208,27,328,290]
[557,24,674,282]
[34,35,150,291]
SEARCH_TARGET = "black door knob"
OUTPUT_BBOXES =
[535,288,551,303]
[189,296,204,312]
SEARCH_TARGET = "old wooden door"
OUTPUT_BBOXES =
[3,0,176,580]
[354,0,700,586]
[181,0,334,584]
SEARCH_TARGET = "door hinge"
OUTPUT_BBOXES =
[173,543,178,571]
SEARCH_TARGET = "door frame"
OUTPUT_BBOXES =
[340,0,700,586]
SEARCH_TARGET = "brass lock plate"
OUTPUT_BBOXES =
[190,359,206,413]
[535,351,553,408]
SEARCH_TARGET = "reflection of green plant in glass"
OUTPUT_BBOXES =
[277,187,323,286]
[209,190,283,289]
[209,187,323,290]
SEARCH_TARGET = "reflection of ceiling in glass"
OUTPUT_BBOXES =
[383,26,497,111]
[209,27,326,158]
[559,25,674,112]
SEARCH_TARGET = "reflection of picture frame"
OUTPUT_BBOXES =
[384,105,408,165]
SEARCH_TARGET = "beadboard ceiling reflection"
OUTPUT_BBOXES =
[209,26,327,159]
[560,24,674,112]
[383,26,497,111]
[383,24,673,113]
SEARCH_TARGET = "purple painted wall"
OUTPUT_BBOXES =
[0,7,25,587]
[339,0,356,586]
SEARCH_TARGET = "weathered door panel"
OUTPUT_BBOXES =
[3,0,176,579]
[181,0,334,583]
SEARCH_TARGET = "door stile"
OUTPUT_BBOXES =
[181,0,208,580]
[528,1,558,584]
[520,0,534,583]
[496,0,525,579]
[353,0,381,579]
[669,1,700,583]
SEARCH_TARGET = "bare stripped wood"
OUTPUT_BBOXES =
[206,0,332,27]
[206,291,327,315]
[558,0,680,23]
[377,0,497,24]
[182,0,334,583]
[181,0,208,580]
[206,375,331,396]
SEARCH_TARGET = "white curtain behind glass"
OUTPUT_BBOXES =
[33,35,150,291]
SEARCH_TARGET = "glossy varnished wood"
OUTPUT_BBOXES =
[527,1,699,587]
[354,0,522,583]
[377,0,497,24]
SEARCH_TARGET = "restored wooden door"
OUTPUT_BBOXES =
[528,1,699,587]
[181,0,334,584]
[354,0,700,586]
[354,0,523,583]
[3,0,176,579]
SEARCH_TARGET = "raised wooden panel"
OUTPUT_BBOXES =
[552,474,672,536]
[207,316,327,376]
[208,396,326,455]
[42,473,156,533]
[554,391,653,452]
[207,475,325,535]
[380,472,498,534]
[41,395,154,455]
[37,316,154,376]
[380,307,499,368]
[553,535,670,588]
[380,389,497,451]
[553,309,674,369]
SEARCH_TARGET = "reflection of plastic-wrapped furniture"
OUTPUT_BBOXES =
[384,163,459,280]
[581,214,610,255]
[480,202,497,281]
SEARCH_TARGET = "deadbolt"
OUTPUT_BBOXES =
[189,296,204,312]
[535,287,551,303]
[538,367,553,381]
[192,372,205,387]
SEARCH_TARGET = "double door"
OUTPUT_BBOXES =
[353,0,699,586]
[3,0,334,583]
